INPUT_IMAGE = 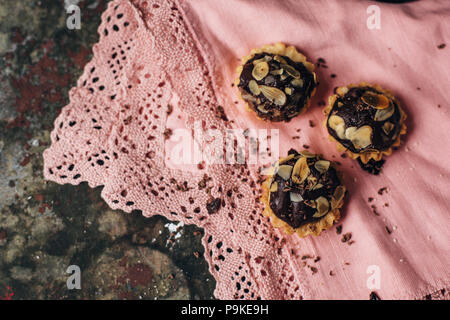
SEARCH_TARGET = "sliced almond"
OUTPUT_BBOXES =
[290,78,304,87]
[276,165,293,180]
[252,61,269,81]
[241,93,256,102]
[290,192,303,202]
[292,157,310,184]
[278,154,295,165]
[345,126,357,140]
[299,150,316,158]
[350,125,372,149]
[328,115,346,140]
[281,64,300,78]
[313,196,329,218]
[285,87,293,95]
[311,183,323,190]
[274,55,287,64]
[314,160,330,173]
[361,92,390,109]
[331,185,346,210]
[248,80,260,95]
[304,200,316,208]
[260,85,287,106]
[252,55,272,65]
[374,103,395,121]
[270,69,284,76]
[257,104,270,114]
[269,181,278,192]
[382,121,394,135]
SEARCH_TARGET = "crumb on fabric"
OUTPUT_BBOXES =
[341,232,352,243]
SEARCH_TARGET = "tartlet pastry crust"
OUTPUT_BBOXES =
[261,151,346,238]
[235,43,317,122]
[323,82,407,164]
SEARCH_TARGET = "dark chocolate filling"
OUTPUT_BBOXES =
[326,86,402,153]
[268,150,343,229]
[238,53,316,122]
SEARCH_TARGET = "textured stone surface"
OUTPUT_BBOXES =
[0,0,214,300]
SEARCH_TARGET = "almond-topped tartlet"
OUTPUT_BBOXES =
[324,83,407,174]
[235,43,317,122]
[261,149,346,237]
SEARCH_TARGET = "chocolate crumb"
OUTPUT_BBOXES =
[336,225,342,235]
[303,144,310,149]
[301,255,312,260]
[314,256,321,263]
[163,128,173,140]
[385,226,392,234]
[371,204,380,216]
[329,270,335,276]
[309,120,315,128]
[348,240,355,246]
[370,291,381,300]
[437,43,446,49]
[341,232,352,243]
[378,187,388,195]
[197,162,205,170]
[330,73,337,78]
[340,153,347,158]
[206,197,222,214]
[166,104,173,115]
[368,197,374,202]
[310,267,318,274]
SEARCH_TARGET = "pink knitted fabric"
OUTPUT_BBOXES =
[43,0,450,299]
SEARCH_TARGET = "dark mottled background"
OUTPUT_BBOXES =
[0,0,214,300]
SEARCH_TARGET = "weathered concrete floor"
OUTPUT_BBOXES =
[0,0,215,300]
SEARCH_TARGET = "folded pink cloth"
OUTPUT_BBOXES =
[43,0,450,299]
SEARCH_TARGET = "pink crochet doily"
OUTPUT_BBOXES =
[43,0,449,300]
[44,0,301,300]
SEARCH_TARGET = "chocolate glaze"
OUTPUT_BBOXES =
[238,53,316,122]
[326,86,402,153]
[268,150,343,229]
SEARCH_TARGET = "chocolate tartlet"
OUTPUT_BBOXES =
[235,43,317,122]
[261,149,346,237]
[324,83,407,174]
